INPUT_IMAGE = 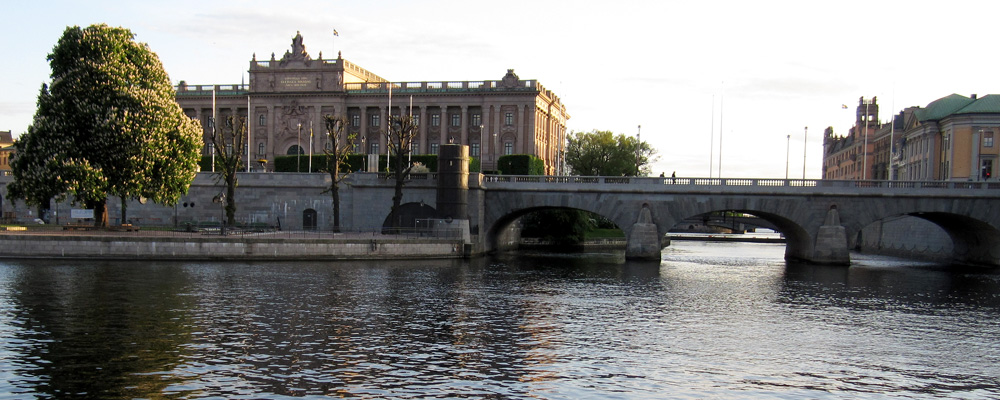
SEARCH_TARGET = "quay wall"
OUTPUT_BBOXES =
[0,234,466,261]
[855,215,954,261]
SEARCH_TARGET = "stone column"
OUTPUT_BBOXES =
[626,204,662,260]
[812,206,850,265]
[460,105,468,144]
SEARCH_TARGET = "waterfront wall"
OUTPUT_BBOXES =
[855,215,954,261]
[0,234,466,261]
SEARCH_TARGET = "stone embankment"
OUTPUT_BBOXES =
[0,231,467,261]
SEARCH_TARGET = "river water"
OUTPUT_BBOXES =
[1,241,999,399]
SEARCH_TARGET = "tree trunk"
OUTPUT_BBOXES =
[332,161,341,232]
[120,195,127,226]
[89,199,109,227]
[225,172,236,226]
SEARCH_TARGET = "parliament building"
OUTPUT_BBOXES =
[175,32,570,174]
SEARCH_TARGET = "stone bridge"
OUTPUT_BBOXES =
[477,176,1000,266]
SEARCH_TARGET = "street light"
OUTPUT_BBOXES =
[296,122,302,173]
[479,124,484,169]
[802,126,808,179]
[786,134,791,179]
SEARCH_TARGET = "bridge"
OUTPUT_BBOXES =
[475,175,1000,266]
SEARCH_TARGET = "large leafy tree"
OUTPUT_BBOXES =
[320,115,355,231]
[565,130,657,176]
[8,24,201,227]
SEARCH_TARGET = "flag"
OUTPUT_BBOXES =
[841,104,848,109]
[333,29,339,36]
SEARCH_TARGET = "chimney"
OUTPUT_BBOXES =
[972,94,978,100]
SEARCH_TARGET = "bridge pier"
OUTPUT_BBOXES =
[626,205,662,260]
[810,206,850,265]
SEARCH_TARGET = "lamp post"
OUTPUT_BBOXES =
[479,124,484,170]
[802,126,808,179]
[636,125,641,176]
[361,136,367,172]
[786,134,791,180]
[212,192,226,236]
[296,122,302,173]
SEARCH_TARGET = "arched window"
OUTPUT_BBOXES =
[287,145,304,155]
[258,114,266,126]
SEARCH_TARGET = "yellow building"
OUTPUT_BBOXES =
[897,94,1000,181]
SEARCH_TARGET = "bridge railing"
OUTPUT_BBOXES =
[482,175,1000,190]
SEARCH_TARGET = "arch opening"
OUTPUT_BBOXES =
[855,212,1000,267]
[487,206,627,254]
[668,209,811,263]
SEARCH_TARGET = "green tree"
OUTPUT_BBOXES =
[211,114,247,228]
[8,24,201,227]
[521,209,596,246]
[565,129,657,176]
[320,115,355,231]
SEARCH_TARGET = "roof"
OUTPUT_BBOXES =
[914,94,1000,122]
[914,94,975,121]
[0,130,12,145]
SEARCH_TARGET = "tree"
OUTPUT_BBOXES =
[320,115,355,231]
[385,115,419,228]
[211,114,248,227]
[7,24,201,227]
[565,130,657,176]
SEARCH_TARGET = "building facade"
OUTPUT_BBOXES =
[175,32,570,174]
[823,97,880,180]
[896,94,1000,181]
[0,130,13,173]
[823,94,1000,182]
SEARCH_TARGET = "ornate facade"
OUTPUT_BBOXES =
[175,32,570,174]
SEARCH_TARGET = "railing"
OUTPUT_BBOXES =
[176,84,249,96]
[342,79,538,94]
[481,175,1000,190]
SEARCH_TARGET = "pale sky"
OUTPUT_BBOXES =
[2,0,997,178]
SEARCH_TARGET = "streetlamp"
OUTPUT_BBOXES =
[802,126,808,179]
[479,124,484,170]
[636,125,641,176]
[785,134,791,180]
[212,192,226,236]
[296,122,302,173]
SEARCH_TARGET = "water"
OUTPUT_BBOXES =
[1,242,999,399]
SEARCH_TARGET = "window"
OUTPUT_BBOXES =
[413,114,420,126]
[287,145,303,155]
[226,144,233,154]
[982,159,994,180]
[985,131,994,148]
[370,114,380,127]
[351,115,360,127]
[504,142,513,155]
[258,114,266,126]
[504,112,514,126]
[430,143,439,155]
[207,116,215,130]
[471,113,481,126]
[431,114,440,127]
[411,142,419,155]
[471,143,480,157]
[451,113,461,127]
[258,143,265,155]
[370,142,379,155]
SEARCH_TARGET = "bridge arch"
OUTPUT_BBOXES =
[845,206,1000,267]
[651,201,817,263]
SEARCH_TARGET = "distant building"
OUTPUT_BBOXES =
[823,94,1000,181]
[0,130,13,173]
[896,94,1000,181]
[174,32,570,174]
[823,97,880,180]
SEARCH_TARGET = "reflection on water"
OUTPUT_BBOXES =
[1,243,999,398]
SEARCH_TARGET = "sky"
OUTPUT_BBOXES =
[2,0,998,179]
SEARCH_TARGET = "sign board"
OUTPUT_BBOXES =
[71,209,94,219]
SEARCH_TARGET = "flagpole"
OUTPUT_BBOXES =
[212,86,216,173]
[309,120,314,172]
[247,95,251,172]
[386,83,392,173]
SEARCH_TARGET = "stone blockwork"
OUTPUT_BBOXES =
[0,234,465,260]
